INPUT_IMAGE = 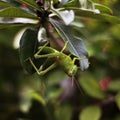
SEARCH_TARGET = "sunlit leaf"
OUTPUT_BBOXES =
[79,73,106,99]
[31,92,46,105]
[50,19,89,70]
[79,106,102,120]
[115,92,120,110]
[51,8,75,25]
[63,0,112,15]
[0,7,37,19]
[108,80,120,91]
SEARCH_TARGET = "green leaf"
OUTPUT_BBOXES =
[80,73,106,99]
[108,80,120,91]
[63,0,112,15]
[94,3,113,14]
[79,0,93,9]
[66,8,120,24]
[16,0,41,11]
[50,19,89,70]
[57,105,72,120]
[31,92,46,105]
[0,26,24,47]
[79,106,102,120]
[70,17,84,28]
[4,0,21,6]
[0,23,22,29]
[0,7,37,19]
[0,23,34,29]
[53,0,59,4]
[115,92,120,110]
[0,1,11,9]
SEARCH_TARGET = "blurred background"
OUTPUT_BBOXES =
[0,0,120,120]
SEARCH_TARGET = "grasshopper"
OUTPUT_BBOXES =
[29,41,87,91]
[29,41,85,79]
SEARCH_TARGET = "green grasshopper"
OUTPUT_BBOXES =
[29,41,85,79]
[29,41,87,92]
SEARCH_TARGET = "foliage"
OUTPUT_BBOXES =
[0,0,120,120]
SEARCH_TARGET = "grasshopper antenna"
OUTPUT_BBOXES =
[72,75,84,95]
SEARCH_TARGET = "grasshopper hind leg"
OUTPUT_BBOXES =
[29,57,57,76]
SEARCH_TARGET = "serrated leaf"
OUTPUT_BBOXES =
[80,74,105,99]
[115,92,120,110]
[0,7,37,19]
[79,106,102,120]
[108,80,120,91]
[50,19,89,70]
[16,0,41,11]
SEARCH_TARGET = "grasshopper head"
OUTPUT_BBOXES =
[67,65,78,77]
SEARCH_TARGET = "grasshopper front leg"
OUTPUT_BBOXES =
[34,52,59,59]
[34,41,68,59]
[34,46,59,59]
